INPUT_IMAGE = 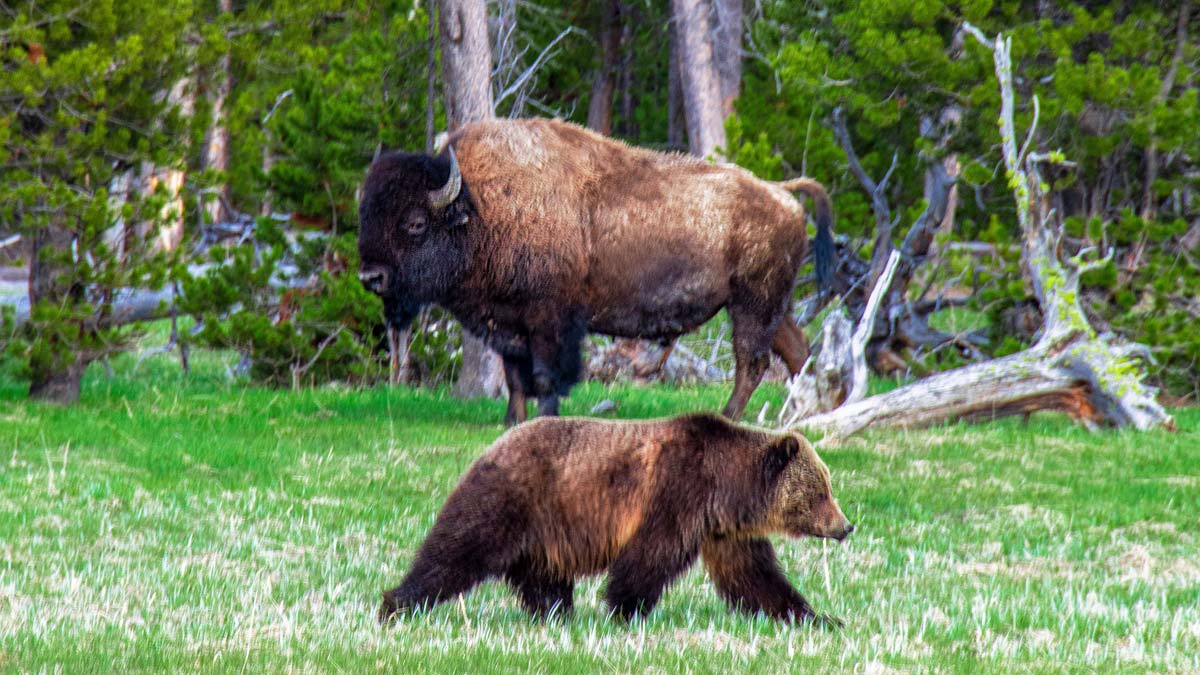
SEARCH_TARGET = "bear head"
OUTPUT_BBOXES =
[760,433,854,541]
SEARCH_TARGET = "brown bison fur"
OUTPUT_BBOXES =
[377,414,853,625]
[357,118,835,424]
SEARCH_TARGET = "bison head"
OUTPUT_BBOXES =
[357,147,474,329]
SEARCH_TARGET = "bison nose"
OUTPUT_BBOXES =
[358,266,390,294]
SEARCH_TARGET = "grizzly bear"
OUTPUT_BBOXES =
[377,413,854,625]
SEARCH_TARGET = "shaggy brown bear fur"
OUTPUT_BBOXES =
[378,414,854,625]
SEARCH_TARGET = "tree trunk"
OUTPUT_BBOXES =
[106,80,192,255]
[261,139,275,216]
[616,7,637,139]
[801,346,1103,437]
[425,0,437,154]
[587,0,622,135]
[712,0,742,117]
[28,359,86,405]
[671,0,725,158]
[26,219,86,404]
[440,0,506,399]
[136,78,192,253]
[201,0,233,226]
[667,18,686,149]
[1140,0,1190,223]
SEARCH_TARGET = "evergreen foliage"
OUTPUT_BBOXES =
[0,0,195,400]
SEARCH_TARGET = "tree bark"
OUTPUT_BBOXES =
[201,0,233,226]
[425,0,437,154]
[671,0,726,158]
[587,0,622,135]
[26,218,86,404]
[106,80,192,255]
[667,18,686,149]
[144,78,193,252]
[616,6,637,139]
[440,0,493,126]
[1140,0,1190,223]
[260,142,275,216]
[712,0,742,117]
[440,0,506,399]
[29,358,86,405]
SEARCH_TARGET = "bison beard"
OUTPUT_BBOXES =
[358,118,835,424]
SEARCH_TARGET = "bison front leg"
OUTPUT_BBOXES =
[502,355,533,426]
[526,310,587,418]
[524,333,559,417]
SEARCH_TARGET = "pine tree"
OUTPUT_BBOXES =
[1,0,196,402]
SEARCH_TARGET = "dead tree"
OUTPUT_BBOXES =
[440,0,506,399]
[201,0,234,226]
[780,251,901,426]
[587,0,623,135]
[791,26,1174,439]
[671,0,726,158]
[712,0,742,117]
[825,108,980,374]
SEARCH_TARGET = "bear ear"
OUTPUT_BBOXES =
[762,435,799,485]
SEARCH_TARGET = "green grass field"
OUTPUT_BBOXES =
[1,343,1197,674]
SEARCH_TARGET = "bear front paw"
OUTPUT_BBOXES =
[377,592,404,626]
[811,614,843,630]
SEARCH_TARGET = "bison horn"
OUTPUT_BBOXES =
[428,146,462,210]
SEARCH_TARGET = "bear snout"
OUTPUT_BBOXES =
[815,499,854,541]
[830,521,854,541]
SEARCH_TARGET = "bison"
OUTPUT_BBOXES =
[358,118,833,425]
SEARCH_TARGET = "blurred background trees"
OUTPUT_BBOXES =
[2,0,1197,404]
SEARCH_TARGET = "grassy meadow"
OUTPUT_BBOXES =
[0,340,1197,674]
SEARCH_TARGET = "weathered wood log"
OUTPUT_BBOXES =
[800,340,1102,436]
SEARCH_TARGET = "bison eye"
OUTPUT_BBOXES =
[405,213,429,236]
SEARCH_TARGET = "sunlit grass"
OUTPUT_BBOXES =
[1,340,1197,673]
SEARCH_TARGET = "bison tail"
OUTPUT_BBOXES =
[777,177,835,290]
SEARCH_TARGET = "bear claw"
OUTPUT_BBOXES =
[813,614,844,630]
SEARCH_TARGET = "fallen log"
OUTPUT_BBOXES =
[799,334,1151,437]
